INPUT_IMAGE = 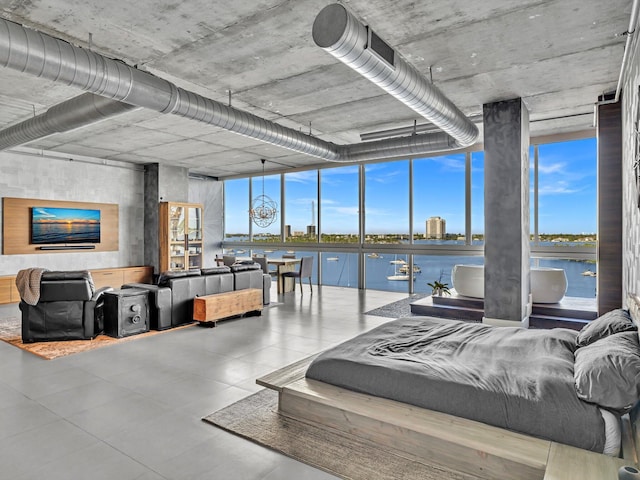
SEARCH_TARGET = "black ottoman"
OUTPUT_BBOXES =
[103,288,149,338]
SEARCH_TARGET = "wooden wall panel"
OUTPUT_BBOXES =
[2,197,118,254]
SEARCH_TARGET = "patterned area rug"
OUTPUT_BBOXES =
[0,317,195,360]
[203,389,479,480]
[364,293,428,318]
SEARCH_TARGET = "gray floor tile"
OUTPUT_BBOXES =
[0,398,60,440]
[0,381,30,409]
[262,456,340,479]
[15,441,150,480]
[0,419,101,478]
[153,431,281,480]
[66,392,173,440]
[0,287,402,479]
[36,377,136,418]
[103,408,218,471]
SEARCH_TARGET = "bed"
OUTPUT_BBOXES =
[257,294,640,480]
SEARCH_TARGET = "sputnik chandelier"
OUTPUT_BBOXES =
[249,158,278,228]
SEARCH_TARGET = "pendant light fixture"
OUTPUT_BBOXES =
[249,159,278,227]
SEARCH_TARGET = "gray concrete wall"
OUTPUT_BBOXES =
[0,149,145,275]
[189,177,223,268]
[158,164,189,204]
[483,98,530,326]
[622,29,640,303]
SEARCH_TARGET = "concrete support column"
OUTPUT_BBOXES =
[143,163,189,275]
[483,98,531,327]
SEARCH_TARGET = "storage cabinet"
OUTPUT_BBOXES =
[159,202,203,272]
[91,266,153,290]
[0,276,17,304]
[90,268,122,290]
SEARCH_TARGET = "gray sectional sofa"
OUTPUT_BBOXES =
[123,263,271,330]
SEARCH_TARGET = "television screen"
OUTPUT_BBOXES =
[31,207,101,244]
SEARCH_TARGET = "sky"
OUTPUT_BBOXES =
[32,207,101,223]
[224,137,597,236]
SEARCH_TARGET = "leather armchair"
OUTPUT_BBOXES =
[20,271,112,343]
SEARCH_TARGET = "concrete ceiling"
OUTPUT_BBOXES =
[0,0,632,178]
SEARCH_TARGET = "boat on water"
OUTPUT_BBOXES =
[368,253,382,259]
[387,274,416,281]
[581,270,597,277]
[387,258,415,280]
[389,259,407,265]
[326,257,339,261]
[399,265,421,274]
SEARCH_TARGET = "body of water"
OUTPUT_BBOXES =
[32,223,100,244]
[237,248,597,298]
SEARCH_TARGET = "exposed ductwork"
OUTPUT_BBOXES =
[337,131,455,162]
[312,3,479,147]
[0,93,137,151]
[0,16,472,163]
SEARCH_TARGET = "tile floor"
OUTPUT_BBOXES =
[0,285,406,480]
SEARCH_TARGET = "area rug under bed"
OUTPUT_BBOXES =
[203,388,479,480]
[364,293,428,318]
[0,317,195,360]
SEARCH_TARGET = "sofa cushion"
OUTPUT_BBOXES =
[230,263,261,272]
[201,266,231,275]
[157,269,201,287]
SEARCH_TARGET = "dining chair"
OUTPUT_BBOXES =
[222,255,236,267]
[282,256,313,294]
[252,256,273,274]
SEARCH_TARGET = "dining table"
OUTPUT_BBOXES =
[267,257,301,294]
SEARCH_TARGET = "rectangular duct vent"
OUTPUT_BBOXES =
[367,28,395,68]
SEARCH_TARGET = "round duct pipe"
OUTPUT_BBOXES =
[0,93,137,151]
[0,17,464,163]
[0,18,338,161]
[312,3,479,147]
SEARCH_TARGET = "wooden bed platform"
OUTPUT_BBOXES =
[256,294,640,480]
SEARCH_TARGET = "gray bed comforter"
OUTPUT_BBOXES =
[306,316,605,452]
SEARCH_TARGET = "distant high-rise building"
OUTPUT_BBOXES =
[284,225,292,238]
[307,225,316,236]
[426,216,446,239]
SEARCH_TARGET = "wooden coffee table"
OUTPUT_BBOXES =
[193,288,263,326]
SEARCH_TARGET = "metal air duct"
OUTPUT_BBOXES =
[0,17,466,163]
[339,131,455,162]
[312,3,479,147]
[0,93,137,151]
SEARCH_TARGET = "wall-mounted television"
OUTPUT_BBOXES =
[31,207,101,244]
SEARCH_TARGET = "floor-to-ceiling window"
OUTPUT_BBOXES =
[364,160,411,291]
[320,165,359,244]
[223,135,596,297]
[536,139,596,239]
[530,137,597,298]
[413,154,466,245]
[284,171,318,243]
[251,172,281,242]
[224,178,249,242]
